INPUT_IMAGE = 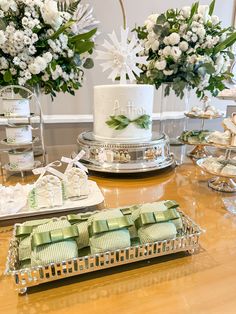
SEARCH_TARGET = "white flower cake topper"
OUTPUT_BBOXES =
[96,27,148,84]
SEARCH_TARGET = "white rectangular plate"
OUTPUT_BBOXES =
[0,180,104,221]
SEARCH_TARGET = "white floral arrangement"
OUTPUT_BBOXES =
[134,0,236,98]
[0,0,98,98]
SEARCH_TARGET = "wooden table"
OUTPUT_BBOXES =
[1,156,236,314]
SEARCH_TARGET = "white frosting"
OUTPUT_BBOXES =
[32,175,63,209]
[63,168,89,199]
[207,130,231,145]
[93,84,154,142]
[8,150,34,170]
[6,125,32,144]
[2,98,30,117]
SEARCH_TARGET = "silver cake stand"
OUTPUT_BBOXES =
[76,131,175,173]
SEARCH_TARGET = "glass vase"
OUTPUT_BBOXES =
[159,83,190,145]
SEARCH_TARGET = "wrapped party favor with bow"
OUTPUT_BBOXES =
[32,161,65,184]
[61,150,88,173]
[29,161,65,209]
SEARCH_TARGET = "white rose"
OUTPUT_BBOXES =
[181,6,191,18]
[28,63,41,74]
[211,15,220,25]
[168,32,180,45]
[179,41,189,52]
[162,46,172,56]
[35,56,47,70]
[171,46,182,60]
[41,0,62,30]
[0,30,6,44]
[198,5,209,23]
[43,52,52,63]
[163,69,173,76]
[155,59,166,70]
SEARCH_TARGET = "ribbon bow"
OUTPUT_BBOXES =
[61,150,88,173]
[32,161,65,184]
[16,219,52,239]
[88,216,134,237]
[31,225,79,248]
[134,208,181,230]
[67,212,99,224]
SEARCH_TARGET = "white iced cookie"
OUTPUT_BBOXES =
[221,165,236,176]
[207,130,231,145]
[63,168,89,199]
[202,157,222,174]
[29,175,63,209]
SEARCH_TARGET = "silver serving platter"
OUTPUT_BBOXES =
[77,131,175,173]
[5,210,203,295]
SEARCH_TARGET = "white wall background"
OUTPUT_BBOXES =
[41,0,236,118]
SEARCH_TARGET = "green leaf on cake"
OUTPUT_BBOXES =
[106,115,130,130]
[133,114,151,129]
[106,114,151,130]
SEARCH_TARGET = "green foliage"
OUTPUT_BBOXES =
[134,0,236,99]
[209,0,216,16]
[106,115,151,130]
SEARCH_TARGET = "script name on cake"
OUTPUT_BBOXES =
[112,100,147,116]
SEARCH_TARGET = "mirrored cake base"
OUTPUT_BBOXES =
[76,131,175,173]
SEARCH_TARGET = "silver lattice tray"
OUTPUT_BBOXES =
[5,210,203,295]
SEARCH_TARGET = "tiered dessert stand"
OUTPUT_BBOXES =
[183,109,223,159]
[194,88,236,192]
[197,146,236,193]
[0,85,46,179]
[77,131,175,173]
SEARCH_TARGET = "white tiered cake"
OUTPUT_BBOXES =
[93,84,154,143]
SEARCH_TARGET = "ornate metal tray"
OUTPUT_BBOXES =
[77,131,175,173]
[5,210,203,295]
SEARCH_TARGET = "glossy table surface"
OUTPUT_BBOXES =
[1,149,236,314]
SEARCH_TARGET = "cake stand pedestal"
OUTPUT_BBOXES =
[76,131,175,173]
